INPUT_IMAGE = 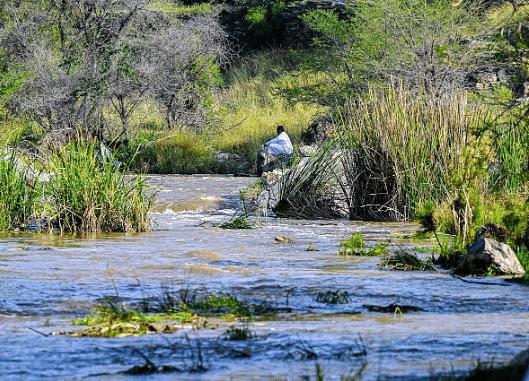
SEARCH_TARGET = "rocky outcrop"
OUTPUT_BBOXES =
[456,237,525,276]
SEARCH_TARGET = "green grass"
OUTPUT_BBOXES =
[338,234,388,256]
[71,303,196,337]
[0,156,39,231]
[43,142,152,233]
[380,251,436,271]
[516,250,529,274]
[131,130,216,174]
[191,294,249,316]
[213,51,326,165]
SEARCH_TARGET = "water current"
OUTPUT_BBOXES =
[1,175,528,380]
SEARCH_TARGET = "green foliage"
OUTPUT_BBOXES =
[336,83,487,221]
[192,294,249,317]
[0,156,39,231]
[220,215,253,230]
[71,301,195,337]
[380,251,436,272]
[516,250,529,274]
[365,243,389,257]
[302,0,485,103]
[490,117,529,192]
[224,324,255,340]
[43,142,152,233]
[246,6,267,25]
[338,232,365,255]
[338,235,387,256]
[148,1,213,15]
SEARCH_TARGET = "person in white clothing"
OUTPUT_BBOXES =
[257,125,294,176]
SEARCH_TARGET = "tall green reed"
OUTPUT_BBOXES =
[43,143,152,233]
[0,155,39,231]
[336,83,487,221]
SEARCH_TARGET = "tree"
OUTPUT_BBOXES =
[301,0,492,101]
[0,0,227,144]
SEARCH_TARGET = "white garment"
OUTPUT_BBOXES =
[265,132,293,156]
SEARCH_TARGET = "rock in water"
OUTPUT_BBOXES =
[457,238,525,276]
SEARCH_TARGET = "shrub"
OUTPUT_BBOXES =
[43,142,152,233]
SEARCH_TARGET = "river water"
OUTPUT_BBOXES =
[1,175,528,380]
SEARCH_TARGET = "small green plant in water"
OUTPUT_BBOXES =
[224,324,255,341]
[220,215,253,230]
[191,294,250,318]
[70,302,196,337]
[339,233,366,255]
[365,243,389,257]
[380,251,436,271]
[306,245,319,252]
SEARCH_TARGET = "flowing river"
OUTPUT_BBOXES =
[1,175,528,380]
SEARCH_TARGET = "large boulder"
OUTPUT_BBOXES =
[456,237,525,276]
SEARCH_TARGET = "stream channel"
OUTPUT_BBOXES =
[1,175,528,380]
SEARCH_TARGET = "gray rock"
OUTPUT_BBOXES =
[457,237,525,276]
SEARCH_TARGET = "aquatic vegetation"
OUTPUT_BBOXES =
[338,233,366,255]
[338,84,488,221]
[0,156,39,231]
[365,243,389,257]
[305,244,319,252]
[70,303,196,337]
[314,290,350,304]
[191,294,249,317]
[220,215,253,230]
[339,234,388,256]
[380,251,436,271]
[43,142,152,233]
[224,323,255,341]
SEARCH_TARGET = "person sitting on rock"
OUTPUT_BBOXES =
[257,125,294,176]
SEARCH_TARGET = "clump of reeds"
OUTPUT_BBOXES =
[380,251,436,271]
[0,155,39,231]
[336,82,486,221]
[42,142,152,233]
